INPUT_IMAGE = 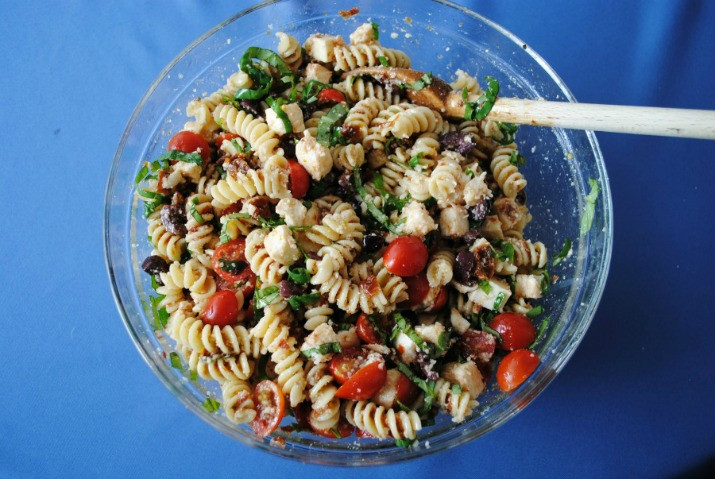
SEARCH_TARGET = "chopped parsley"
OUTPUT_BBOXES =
[287,292,320,310]
[580,178,600,236]
[552,237,572,266]
[463,76,499,121]
[301,342,342,359]
[254,285,280,309]
[201,397,221,413]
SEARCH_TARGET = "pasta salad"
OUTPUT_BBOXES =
[135,22,554,446]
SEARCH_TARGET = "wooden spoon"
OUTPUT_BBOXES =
[343,67,715,140]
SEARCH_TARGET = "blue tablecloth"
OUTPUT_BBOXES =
[1,1,714,477]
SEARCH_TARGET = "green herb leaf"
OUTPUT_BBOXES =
[287,267,311,285]
[508,150,527,167]
[529,317,550,350]
[479,314,501,341]
[478,280,493,294]
[408,152,423,169]
[377,55,389,67]
[330,427,342,438]
[394,313,432,355]
[151,275,160,291]
[219,259,247,275]
[317,103,349,147]
[451,384,462,396]
[540,268,551,295]
[465,167,475,178]
[266,97,293,134]
[354,166,402,234]
[189,370,198,382]
[495,122,518,145]
[300,79,330,105]
[169,352,184,371]
[395,438,416,448]
[156,149,203,166]
[301,342,342,359]
[237,46,295,101]
[254,285,280,309]
[552,237,572,266]
[580,178,600,236]
[287,292,320,310]
[395,399,411,412]
[257,354,270,381]
[201,397,221,413]
[493,241,515,263]
[493,292,506,310]
[150,296,169,329]
[526,305,544,318]
[396,362,436,413]
[134,164,149,185]
[335,322,353,331]
[371,22,380,40]
[405,72,433,91]
[464,76,499,121]
[436,330,450,352]
[189,196,205,224]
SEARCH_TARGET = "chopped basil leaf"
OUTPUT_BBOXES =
[395,438,416,448]
[540,268,551,294]
[478,280,493,294]
[479,315,501,342]
[552,237,572,266]
[526,305,544,318]
[287,266,311,285]
[169,352,184,371]
[465,167,475,178]
[395,399,411,413]
[302,199,313,210]
[151,275,160,291]
[230,138,252,154]
[396,362,436,413]
[137,188,169,218]
[257,354,270,381]
[377,55,389,67]
[317,103,350,147]
[287,292,320,310]
[336,322,353,331]
[495,122,518,145]
[394,313,432,355]
[219,259,247,275]
[580,178,600,236]
[464,76,499,121]
[301,79,330,105]
[493,241,515,263]
[354,166,402,234]
[301,342,342,359]
[371,22,380,40]
[237,46,295,100]
[451,384,462,396]
[201,397,221,413]
[265,97,293,134]
[151,296,169,329]
[405,72,433,91]
[493,292,506,310]
[189,370,198,382]
[508,150,527,167]
[436,330,450,352]
[189,196,205,224]
[529,317,550,350]
[254,285,280,309]
[134,164,149,184]
[221,94,242,109]
[330,427,342,438]
[219,213,253,243]
[423,197,437,209]
[372,173,410,214]
[156,149,203,166]
[408,152,423,169]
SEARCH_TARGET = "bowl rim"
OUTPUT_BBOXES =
[104,0,613,465]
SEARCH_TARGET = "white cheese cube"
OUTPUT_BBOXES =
[304,33,345,63]
[295,131,333,180]
[305,63,333,84]
[350,23,377,45]
[400,200,437,237]
[372,369,403,409]
[442,361,485,398]
[415,322,445,346]
[515,274,543,299]
[300,323,339,363]
[480,215,504,240]
[264,225,301,266]
[463,171,492,206]
[450,308,471,335]
[439,205,469,238]
[468,278,512,311]
[275,198,307,227]
[265,102,305,136]
[393,332,418,364]
[336,326,360,349]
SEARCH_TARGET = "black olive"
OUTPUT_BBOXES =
[468,198,491,224]
[160,204,187,235]
[454,249,476,283]
[141,255,169,276]
[440,131,476,156]
[280,280,304,298]
[362,232,385,253]
[463,229,481,244]
[239,100,261,118]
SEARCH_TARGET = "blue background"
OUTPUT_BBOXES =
[1,1,714,477]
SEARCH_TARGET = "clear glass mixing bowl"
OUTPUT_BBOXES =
[104,0,612,466]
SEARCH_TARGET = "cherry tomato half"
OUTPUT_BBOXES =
[356,428,375,438]
[489,312,536,351]
[168,130,210,163]
[356,313,382,344]
[310,417,355,439]
[371,369,418,408]
[335,360,387,401]
[288,159,310,199]
[431,287,448,311]
[317,88,346,104]
[201,291,239,326]
[215,132,239,149]
[496,349,540,392]
[382,236,429,277]
[251,380,286,437]
[212,239,256,292]
[329,347,368,384]
[403,272,430,307]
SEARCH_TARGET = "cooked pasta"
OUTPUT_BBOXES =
[221,379,257,424]
[344,401,422,439]
[147,210,186,262]
[333,44,411,72]
[335,76,402,105]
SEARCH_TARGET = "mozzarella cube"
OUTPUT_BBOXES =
[275,198,307,227]
[415,322,445,346]
[400,201,437,237]
[304,33,345,63]
[300,323,339,362]
[264,225,301,266]
[265,102,305,136]
[372,369,403,409]
[515,274,543,299]
[468,278,512,311]
[442,361,485,398]
[480,215,504,240]
[439,205,469,238]
[296,131,333,180]
[305,63,333,84]
[393,332,418,364]
[336,326,360,349]
[463,171,493,206]
[350,23,377,45]
[450,308,471,335]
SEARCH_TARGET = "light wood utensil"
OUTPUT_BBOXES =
[344,67,715,140]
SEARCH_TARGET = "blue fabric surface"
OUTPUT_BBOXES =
[1,1,714,477]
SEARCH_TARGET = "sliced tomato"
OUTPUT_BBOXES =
[356,313,382,344]
[371,369,418,408]
[395,370,419,405]
[317,88,346,104]
[489,312,536,351]
[212,238,256,290]
[168,130,210,163]
[335,360,387,401]
[329,347,368,384]
[403,272,430,307]
[200,291,239,326]
[496,349,540,392]
[310,417,355,439]
[288,159,310,199]
[215,132,239,148]
[430,286,448,311]
[382,236,429,277]
[251,380,286,437]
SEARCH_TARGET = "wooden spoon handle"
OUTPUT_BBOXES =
[485,98,715,140]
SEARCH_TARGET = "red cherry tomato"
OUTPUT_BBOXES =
[431,287,448,311]
[403,272,430,307]
[356,313,382,344]
[497,349,540,392]
[372,369,418,408]
[489,312,536,351]
[382,236,428,277]
[395,370,418,405]
[215,132,239,148]
[212,239,256,292]
[329,347,368,384]
[356,428,374,438]
[292,402,311,430]
[251,380,286,437]
[335,360,387,401]
[317,88,346,104]
[168,130,210,163]
[310,417,355,439]
[287,159,310,199]
[201,291,239,326]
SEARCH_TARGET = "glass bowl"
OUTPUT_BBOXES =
[104,0,612,466]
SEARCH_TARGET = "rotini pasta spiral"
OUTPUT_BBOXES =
[147,210,186,262]
[429,156,465,207]
[507,238,548,269]
[426,250,455,287]
[185,193,217,268]
[221,379,257,424]
[344,98,389,141]
[490,143,527,198]
[303,304,333,331]
[210,166,290,210]
[383,105,449,139]
[160,259,217,313]
[276,32,303,71]
[184,71,254,136]
[333,44,411,72]
[334,77,402,105]
[306,361,340,431]
[344,400,422,439]
[168,307,254,357]
[331,143,365,170]
[245,229,288,284]
[434,378,477,423]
